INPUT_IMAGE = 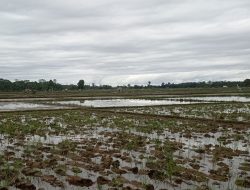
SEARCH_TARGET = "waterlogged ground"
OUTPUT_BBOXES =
[51,96,250,108]
[0,102,67,111]
[52,99,200,108]
[1,96,249,111]
[0,109,249,190]
[170,96,250,103]
[115,103,250,122]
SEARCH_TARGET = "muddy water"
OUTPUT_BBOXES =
[53,99,201,108]
[1,96,249,110]
[1,123,247,190]
[0,102,65,111]
[1,104,249,189]
[52,96,250,108]
[173,96,250,102]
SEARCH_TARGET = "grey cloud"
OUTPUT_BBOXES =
[0,0,250,85]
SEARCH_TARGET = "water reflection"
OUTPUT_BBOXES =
[175,96,250,102]
[0,102,62,111]
[54,99,199,108]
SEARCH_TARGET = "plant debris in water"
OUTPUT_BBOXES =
[0,103,249,189]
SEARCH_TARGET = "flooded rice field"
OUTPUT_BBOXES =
[52,99,201,108]
[51,96,250,108]
[172,96,250,102]
[0,107,249,190]
[115,103,250,122]
[0,102,65,111]
[0,95,249,189]
[0,96,249,111]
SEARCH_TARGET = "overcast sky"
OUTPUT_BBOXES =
[0,0,250,85]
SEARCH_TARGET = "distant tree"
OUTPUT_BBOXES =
[48,80,55,91]
[147,81,151,87]
[0,79,12,91]
[99,85,112,89]
[133,85,143,89]
[244,79,250,86]
[77,80,85,90]
[39,79,46,83]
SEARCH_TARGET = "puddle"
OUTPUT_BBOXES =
[0,102,65,111]
[53,99,201,108]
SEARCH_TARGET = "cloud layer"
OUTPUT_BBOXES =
[0,0,250,85]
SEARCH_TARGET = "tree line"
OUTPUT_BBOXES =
[0,78,249,92]
[0,79,113,92]
[160,79,250,88]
